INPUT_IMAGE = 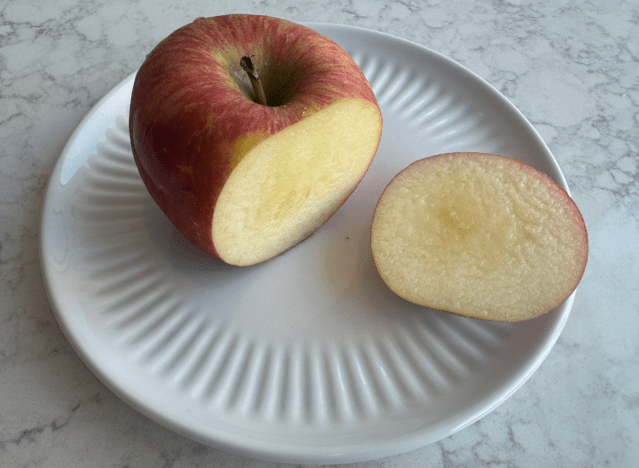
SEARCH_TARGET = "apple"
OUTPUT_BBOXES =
[370,152,588,322]
[129,14,382,266]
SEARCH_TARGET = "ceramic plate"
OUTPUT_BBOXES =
[40,24,574,464]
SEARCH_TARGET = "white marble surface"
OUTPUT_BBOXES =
[1,0,638,466]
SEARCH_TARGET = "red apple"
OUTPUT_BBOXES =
[129,14,382,266]
[370,152,588,322]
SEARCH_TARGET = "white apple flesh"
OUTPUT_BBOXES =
[214,98,381,264]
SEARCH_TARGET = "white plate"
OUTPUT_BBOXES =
[40,24,574,464]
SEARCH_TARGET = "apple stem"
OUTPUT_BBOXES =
[240,56,268,106]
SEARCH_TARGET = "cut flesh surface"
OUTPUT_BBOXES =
[371,153,588,322]
[213,98,382,266]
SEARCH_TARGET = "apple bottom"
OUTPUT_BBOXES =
[212,98,382,266]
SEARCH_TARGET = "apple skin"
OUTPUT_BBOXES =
[129,15,381,262]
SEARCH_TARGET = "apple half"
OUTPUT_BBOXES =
[129,15,382,265]
[370,153,588,322]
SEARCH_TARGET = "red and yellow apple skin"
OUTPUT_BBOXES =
[129,15,381,262]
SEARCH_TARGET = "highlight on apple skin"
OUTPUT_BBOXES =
[130,14,383,266]
[370,152,588,322]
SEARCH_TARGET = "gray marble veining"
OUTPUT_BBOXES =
[1,0,638,466]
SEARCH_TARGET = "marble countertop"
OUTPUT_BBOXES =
[2,0,638,466]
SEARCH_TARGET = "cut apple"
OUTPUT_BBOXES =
[370,152,588,322]
[129,15,382,265]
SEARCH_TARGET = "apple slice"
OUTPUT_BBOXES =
[129,15,382,266]
[370,152,588,322]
